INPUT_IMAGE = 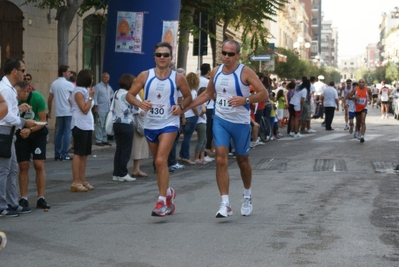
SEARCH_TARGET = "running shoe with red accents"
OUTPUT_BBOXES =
[151,200,169,217]
[166,188,176,215]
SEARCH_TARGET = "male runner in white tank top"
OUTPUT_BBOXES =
[184,40,268,218]
[126,42,192,217]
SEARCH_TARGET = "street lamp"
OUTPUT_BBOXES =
[313,54,323,67]
[293,36,310,59]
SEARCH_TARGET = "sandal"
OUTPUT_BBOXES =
[131,171,148,177]
[71,183,88,192]
[82,182,95,190]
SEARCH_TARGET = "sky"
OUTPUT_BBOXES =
[322,0,396,61]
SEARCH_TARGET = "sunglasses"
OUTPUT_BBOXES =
[18,69,25,73]
[221,51,236,57]
[155,53,170,58]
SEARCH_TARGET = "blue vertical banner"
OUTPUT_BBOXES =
[103,0,181,90]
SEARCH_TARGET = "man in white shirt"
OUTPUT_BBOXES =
[47,65,74,161]
[93,72,113,146]
[321,81,339,130]
[0,58,36,217]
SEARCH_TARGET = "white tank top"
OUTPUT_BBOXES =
[343,86,352,98]
[143,68,180,129]
[213,64,250,124]
[380,87,389,101]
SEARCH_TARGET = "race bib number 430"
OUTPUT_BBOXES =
[147,103,168,119]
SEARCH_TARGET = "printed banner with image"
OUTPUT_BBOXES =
[115,11,144,53]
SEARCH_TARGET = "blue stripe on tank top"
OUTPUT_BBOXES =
[167,77,176,106]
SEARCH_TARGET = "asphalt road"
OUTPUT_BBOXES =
[1,105,399,267]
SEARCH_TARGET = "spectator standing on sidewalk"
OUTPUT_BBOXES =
[93,72,113,146]
[199,63,215,159]
[112,74,137,183]
[70,69,95,192]
[0,58,36,217]
[183,39,268,218]
[130,89,149,178]
[179,72,199,164]
[24,73,36,91]
[15,81,50,210]
[47,65,74,161]
[320,81,339,131]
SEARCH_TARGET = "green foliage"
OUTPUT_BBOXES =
[386,63,399,83]
[183,0,286,50]
[22,0,107,16]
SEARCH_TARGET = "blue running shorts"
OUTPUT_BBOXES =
[213,116,251,156]
[144,126,179,144]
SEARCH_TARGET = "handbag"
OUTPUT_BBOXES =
[133,114,144,136]
[0,126,15,158]
[105,90,119,136]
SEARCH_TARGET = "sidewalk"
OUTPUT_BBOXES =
[45,130,197,158]
[45,130,115,158]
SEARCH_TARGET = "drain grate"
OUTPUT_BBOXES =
[313,159,347,172]
[253,158,288,171]
[371,161,396,173]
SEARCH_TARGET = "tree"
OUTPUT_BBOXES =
[180,0,286,67]
[385,63,399,84]
[23,0,107,66]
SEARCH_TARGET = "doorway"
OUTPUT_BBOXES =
[0,0,23,77]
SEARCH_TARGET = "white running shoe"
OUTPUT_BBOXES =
[112,176,119,181]
[241,196,253,216]
[294,133,302,138]
[216,202,233,218]
[250,142,257,148]
[308,129,316,133]
[204,156,214,162]
[256,140,265,145]
[119,174,136,182]
[289,132,295,137]
[170,163,185,170]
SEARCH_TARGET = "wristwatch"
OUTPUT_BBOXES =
[178,103,184,110]
[245,97,250,104]
[88,97,93,101]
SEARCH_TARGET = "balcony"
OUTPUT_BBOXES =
[311,19,319,26]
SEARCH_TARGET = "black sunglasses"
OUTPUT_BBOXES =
[155,53,170,58]
[18,69,25,73]
[221,51,236,57]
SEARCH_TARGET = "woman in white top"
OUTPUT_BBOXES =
[70,69,95,192]
[112,74,137,182]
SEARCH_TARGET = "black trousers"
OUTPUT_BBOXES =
[205,108,214,150]
[324,107,335,130]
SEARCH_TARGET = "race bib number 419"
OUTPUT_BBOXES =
[216,93,235,113]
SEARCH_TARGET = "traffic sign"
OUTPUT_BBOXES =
[250,55,271,61]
